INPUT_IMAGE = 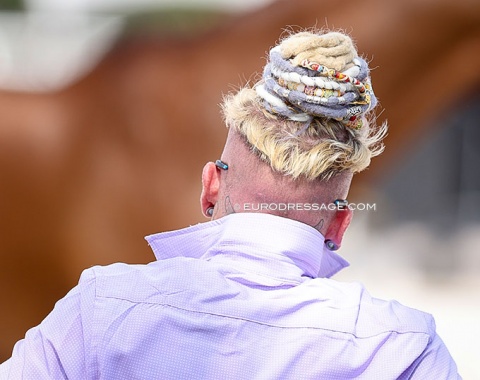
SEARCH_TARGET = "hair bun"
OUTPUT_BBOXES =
[255,31,377,129]
[279,31,357,72]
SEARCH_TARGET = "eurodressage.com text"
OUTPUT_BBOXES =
[239,203,377,212]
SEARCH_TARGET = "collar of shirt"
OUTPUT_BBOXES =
[145,213,349,279]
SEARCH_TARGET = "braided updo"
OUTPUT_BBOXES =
[222,30,387,180]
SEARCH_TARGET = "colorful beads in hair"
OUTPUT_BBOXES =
[255,45,377,130]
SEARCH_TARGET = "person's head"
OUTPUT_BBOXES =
[201,29,386,249]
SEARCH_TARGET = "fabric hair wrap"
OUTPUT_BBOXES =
[255,32,377,130]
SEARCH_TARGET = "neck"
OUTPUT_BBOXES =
[214,131,352,234]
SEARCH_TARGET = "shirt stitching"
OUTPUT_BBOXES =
[95,294,431,340]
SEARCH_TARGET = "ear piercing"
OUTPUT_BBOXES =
[333,199,348,209]
[215,160,229,170]
[325,239,339,251]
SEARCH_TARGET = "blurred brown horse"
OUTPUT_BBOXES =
[0,0,479,360]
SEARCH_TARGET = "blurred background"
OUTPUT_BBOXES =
[0,0,478,377]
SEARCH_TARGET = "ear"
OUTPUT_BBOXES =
[324,208,353,249]
[200,162,221,217]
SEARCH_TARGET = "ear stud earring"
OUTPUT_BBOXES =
[325,240,339,251]
[215,160,229,170]
[333,199,348,210]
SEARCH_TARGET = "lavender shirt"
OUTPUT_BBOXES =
[0,213,460,379]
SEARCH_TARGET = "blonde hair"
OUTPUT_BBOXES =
[221,30,387,180]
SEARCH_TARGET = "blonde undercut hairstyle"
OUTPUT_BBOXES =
[221,30,387,181]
